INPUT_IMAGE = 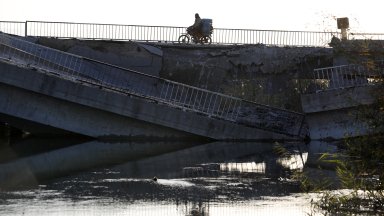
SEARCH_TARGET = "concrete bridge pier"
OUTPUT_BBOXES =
[301,86,377,140]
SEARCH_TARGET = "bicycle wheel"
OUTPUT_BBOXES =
[200,36,212,45]
[178,35,190,44]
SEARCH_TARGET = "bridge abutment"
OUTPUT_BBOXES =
[301,86,378,140]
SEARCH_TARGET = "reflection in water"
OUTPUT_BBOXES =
[0,139,338,215]
[277,152,308,170]
[220,162,266,174]
[0,139,200,188]
[0,188,316,216]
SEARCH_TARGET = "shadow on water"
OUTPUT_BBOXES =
[0,138,204,189]
[0,138,340,216]
[0,136,91,164]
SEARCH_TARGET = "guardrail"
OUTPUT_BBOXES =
[26,21,187,42]
[0,20,342,47]
[349,32,384,40]
[212,28,337,46]
[0,21,25,36]
[2,21,384,47]
[0,32,305,136]
[308,61,384,92]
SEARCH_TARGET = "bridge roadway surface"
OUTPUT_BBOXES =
[0,33,305,140]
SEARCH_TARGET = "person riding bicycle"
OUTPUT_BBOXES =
[187,13,203,41]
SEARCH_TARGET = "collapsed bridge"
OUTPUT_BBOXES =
[0,32,306,140]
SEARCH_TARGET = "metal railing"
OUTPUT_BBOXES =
[0,21,25,36]
[25,21,186,42]
[308,61,384,92]
[0,20,342,47]
[349,32,384,40]
[158,80,242,121]
[1,21,384,47]
[212,28,337,46]
[0,32,305,136]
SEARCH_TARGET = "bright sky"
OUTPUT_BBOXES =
[0,0,382,33]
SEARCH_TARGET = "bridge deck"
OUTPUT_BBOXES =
[0,33,306,140]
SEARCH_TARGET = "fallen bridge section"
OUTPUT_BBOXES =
[0,33,305,140]
[0,60,298,140]
[302,62,383,140]
[301,85,378,140]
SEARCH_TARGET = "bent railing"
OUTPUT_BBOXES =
[307,61,384,93]
[0,32,305,136]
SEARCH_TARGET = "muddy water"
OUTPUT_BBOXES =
[0,139,336,216]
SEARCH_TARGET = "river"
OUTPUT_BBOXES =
[0,138,338,216]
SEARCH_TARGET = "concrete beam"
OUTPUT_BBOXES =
[301,86,377,113]
[301,86,377,140]
[0,60,295,140]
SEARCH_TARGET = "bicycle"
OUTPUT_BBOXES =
[178,28,212,45]
[178,19,213,45]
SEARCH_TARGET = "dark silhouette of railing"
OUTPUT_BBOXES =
[0,20,343,47]
[2,21,384,47]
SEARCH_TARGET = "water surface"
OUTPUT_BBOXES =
[0,139,336,215]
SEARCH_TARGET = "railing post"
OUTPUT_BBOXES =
[25,21,28,37]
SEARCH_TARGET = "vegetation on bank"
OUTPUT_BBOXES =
[301,85,384,215]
